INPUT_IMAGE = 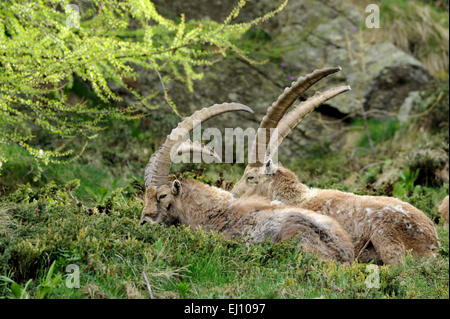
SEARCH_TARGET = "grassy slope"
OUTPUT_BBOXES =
[0,175,447,299]
[0,0,449,299]
[0,95,448,299]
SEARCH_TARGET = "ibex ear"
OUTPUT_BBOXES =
[265,159,275,176]
[171,179,182,196]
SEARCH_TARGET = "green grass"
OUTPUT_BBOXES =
[0,179,448,299]
[0,118,448,298]
[350,119,402,148]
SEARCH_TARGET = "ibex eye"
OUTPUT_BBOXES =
[247,176,254,180]
[159,194,167,200]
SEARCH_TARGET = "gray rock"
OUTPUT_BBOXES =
[116,0,434,159]
[361,43,432,117]
[277,2,432,116]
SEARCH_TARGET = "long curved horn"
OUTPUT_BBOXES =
[176,139,222,163]
[265,85,351,161]
[145,103,253,187]
[250,66,343,166]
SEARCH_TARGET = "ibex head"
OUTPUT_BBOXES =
[232,159,278,198]
[140,180,182,226]
[232,67,350,199]
[140,103,254,226]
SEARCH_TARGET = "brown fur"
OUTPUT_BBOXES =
[439,195,449,225]
[232,164,439,264]
[140,180,355,263]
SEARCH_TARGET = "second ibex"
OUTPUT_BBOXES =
[232,67,439,265]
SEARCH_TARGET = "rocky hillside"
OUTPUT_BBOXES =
[117,0,447,164]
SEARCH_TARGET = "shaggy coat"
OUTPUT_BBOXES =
[141,179,355,263]
[232,164,439,264]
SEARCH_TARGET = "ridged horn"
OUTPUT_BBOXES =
[250,66,342,166]
[265,85,351,161]
[145,103,253,187]
[176,139,222,163]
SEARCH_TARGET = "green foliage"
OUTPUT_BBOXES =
[363,164,383,185]
[0,141,134,203]
[0,276,32,299]
[34,261,63,299]
[353,119,402,148]
[286,149,351,191]
[393,167,420,199]
[0,261,62,299]
[402,183,449,222]
[238,27,283,63]
[0,0,287,167]
[1,165,447,298]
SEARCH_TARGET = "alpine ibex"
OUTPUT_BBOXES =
[232,67,439,265]
[140,103,355,263]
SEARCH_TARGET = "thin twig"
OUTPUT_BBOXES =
[236,57,284,89]
[142,271,154,299]
[358,161,387,172]
[149,60,182,118]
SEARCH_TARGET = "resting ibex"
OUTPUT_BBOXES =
[140,103,355,263]
[232,67,439,264]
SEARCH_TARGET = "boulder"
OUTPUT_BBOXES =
[117,0,434,159]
